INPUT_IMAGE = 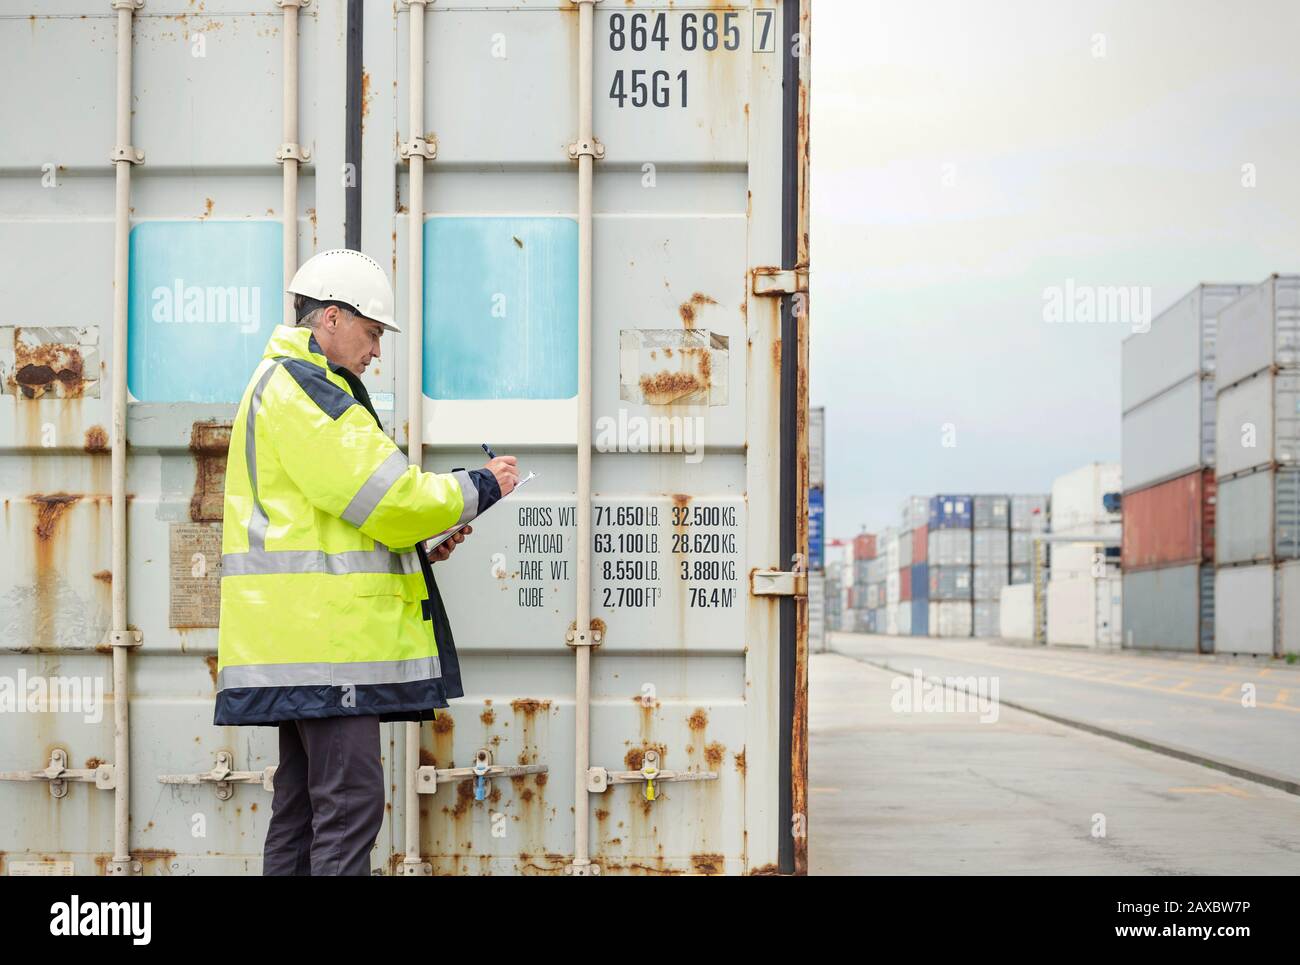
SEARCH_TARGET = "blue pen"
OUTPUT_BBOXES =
[481,443,497,459]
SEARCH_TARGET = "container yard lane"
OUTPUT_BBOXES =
[809,644,1300,875]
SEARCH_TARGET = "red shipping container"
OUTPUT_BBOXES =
[899,566,912,601]
[912,525,928,563]
[853,533,877,560]
[1121,468,1215,571]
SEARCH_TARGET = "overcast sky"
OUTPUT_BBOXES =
[810,0,1300,538]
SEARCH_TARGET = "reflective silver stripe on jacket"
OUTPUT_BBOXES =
[341,449,409,527]
[453,469,477,526]
[217,654,442,691]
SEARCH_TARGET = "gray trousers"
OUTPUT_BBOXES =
[263,715,385,876]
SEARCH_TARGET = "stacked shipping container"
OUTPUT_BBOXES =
[1121,284,1248,652]
[928,495,973,637]
[1047,464,1123,647]
[972,495,1010,637]
[1214,275,1300,656]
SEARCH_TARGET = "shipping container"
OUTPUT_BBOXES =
[1214,368,1300,478]
[1214,564,1276,656]
[973,528,1010,565]
[1216,467,1300,565]
[1215,274,1300,390]
[1278,560,1300,657]
[902,495,930,531]
[853,532,877,561]
[910,562,929,600]
[911,524,928,563]
[1050,463,1122,534]
[895,601,912,637]
[885,604,899,636]
[0,0,813,876]
[897,528,913,568]
[973,602,1000,639]
[1122,564,1213,653]
[886,569,901,606]
[973,565,1009,601]
[998,584,1034,641]
[1010,493,1049,532]
[929,565,973,601]
[972,494,1010,529]
[910,598,929,637]
[808,572,825,653]
[929,601,973,638]
[1011,530,1033,565]
[1050,541,1104,579]
[1047,576,1121,648]
[899,565,912,602]
[928,528,973,566]
[1121,283,1251,412]
[872,607,887,634]
[1121,376,1215,492]
[1121,468,1215,571]
[864,583,881,610]
[884,528,900,572]
[928,494,973,530]
[866,556,887,585]
[1009,563,1036,585]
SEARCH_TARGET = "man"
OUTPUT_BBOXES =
[214,248,518,875]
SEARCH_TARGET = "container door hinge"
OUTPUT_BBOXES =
[157,751,276,801]
[0,748,116,798]
[751,266,808,296]
[416,748,548,797]
[587,751,718,803]
[751,568,808,597]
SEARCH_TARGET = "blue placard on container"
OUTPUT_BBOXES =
[423,217,577,400]
[128,221,282,403]
[809,486,824,570]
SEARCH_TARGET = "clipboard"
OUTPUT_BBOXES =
[422,471,537,551]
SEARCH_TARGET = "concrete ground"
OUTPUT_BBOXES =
[808,641,1300,874]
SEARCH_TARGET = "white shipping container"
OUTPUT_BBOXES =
[1051,541,1106,580]
[930,601,973,638]
[809,572,825,654]
[1121,376,1212,492]
[1121,283,1250,412]
[1216,275,1300,390]
[928,529,973,566]
[886,569,901,606]
[885,603,899,636]
[973,602,1000,638]
[896,601,912,636]
[0,0,812,876]
[1047,576,1121,648]
[1279,560,1300,657]
[999,584,1035,641]
[1214,369,1300,478]
[898,528,913,568]
[1215,564,1276,656]
[1051,463,1122,534]
[885,529,900,572]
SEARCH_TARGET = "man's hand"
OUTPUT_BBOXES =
[485,455,519,497]
[427,525,471,562]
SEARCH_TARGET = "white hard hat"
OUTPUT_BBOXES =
[287,248,400,333]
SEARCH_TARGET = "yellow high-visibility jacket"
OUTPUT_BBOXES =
[214,324,497,726]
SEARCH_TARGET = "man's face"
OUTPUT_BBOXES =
[317,305,384,375]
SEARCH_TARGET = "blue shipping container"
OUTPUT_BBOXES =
[929,494,974,530]
[911,562,930,600]
[911,598,929,636]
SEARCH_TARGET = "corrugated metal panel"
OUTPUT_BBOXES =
[1122,468,1213,571]
[886,569,900,605]
[928,494,972,530]
[910,562,929,600]
[973,602,999,639]
[897,528,913,568]
[911,524,927,563]
[929,565,972,601]
[853,532,877,560]
[929,601,972,638]
[899,566,912,602]
[973,529,1009,565]
[1050,463,1122,534]
[1216,468,1274,564]
[901,495,929,531]
[1,0,810,877]
[910,598,929,637]
[1278,560,1300,657]
[1046,577,1103,646]
[1009,493,1049,531]
[1215,368,1300,477]
[1214,564,1275,656]
[1121,376,1207,492]
[972,495,1009,529]
[1010,531,1032,565]
[1010,564,1034,584]
[1201,564,1216,651]
[884,529,900,571]
[927,529,972,566]
[998,584,1034,640]
[973,565,1008,601]
[1122,564,1203,652]
[1217,275,1300,390]
[895,601,911,636]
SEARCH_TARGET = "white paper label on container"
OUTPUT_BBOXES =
[9,860,73,876]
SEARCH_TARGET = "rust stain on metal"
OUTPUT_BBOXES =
[204,655,218,688]
[9,332,89,399]
[84,757,104,769]
[638,370,702,404]
[93,569,112,583]
[623,743,667,771]
[201,197,214,219]
[678,292,717,328]
[432,712,454,735]
[687,708,708,731]
[419,748,438,766]
[703,742,725,768]
[691,853,725,875]
[189,421,231,521]
[509,698,551,715]
[734,748,746,774]
[480,707,495,726]
[84,425,108,452]
[32,494,80,541]
[747,863,780,875]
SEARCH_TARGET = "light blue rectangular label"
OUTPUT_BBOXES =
[422,217,578,400]
[128,221,282,403]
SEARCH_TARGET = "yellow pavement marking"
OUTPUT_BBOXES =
[1278,690,1290,705]
[1173,680,1193,691]
[1218,683,1239,697]
[1168,784,1252,798]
